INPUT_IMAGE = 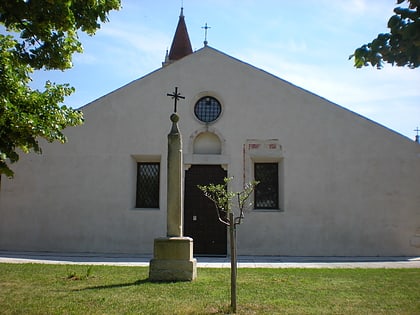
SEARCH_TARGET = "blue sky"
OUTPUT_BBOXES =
[28,0,420,140]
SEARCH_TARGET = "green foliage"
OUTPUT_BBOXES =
[0,0,121,70]
[0,34,83,177]
[350,0,420,69]
[67,266,94,280]
[199,177,259,312]
[198,177,258,226]
[0,0,121,177]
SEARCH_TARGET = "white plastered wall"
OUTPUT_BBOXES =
[0,47,419,256]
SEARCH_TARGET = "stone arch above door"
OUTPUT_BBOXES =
[193,132,221,154]
[184,127,229,169]
[187,127,226,155]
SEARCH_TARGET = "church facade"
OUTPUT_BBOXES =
[1,11,419,257]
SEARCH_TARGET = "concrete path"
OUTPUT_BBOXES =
[0,251,419,268]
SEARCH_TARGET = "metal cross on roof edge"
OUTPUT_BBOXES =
[202,23,211,46]
[167,87,185,113]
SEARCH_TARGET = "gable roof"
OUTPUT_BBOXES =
[82,45,417,144]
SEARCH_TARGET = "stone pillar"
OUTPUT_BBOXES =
[149,112,197,282]
[167,113,183,237]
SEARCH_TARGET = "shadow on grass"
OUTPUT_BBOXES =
[75,278,190,291]
[74,278,151,291]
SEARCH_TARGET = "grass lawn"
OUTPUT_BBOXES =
[0,264,419,314]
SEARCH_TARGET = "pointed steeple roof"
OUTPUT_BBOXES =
[168,8,193,62]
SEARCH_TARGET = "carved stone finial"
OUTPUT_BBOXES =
[171,113,179,123]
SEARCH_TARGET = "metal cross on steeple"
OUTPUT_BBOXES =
[202,23,211,46]
[167,87,185,113]
[415,127,420,136]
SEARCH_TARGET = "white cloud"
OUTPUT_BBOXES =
[336,0,368,14]
[100,26,169,55]
[73,52,97,65]
[325,0,394,17]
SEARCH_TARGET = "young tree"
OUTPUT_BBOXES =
[0,0,121,177]
[350,0,419,69]
[198,177,258,313]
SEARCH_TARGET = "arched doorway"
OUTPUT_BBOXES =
[184,131,227,256]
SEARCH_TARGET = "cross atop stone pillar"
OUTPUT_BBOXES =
[166,86,184,237]
[149,87,197,281]
[167,86,185,113]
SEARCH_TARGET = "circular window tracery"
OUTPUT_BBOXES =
[194,96,222,123]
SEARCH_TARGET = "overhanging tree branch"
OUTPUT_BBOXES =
[350,0,420,69]
[0,0,121,177]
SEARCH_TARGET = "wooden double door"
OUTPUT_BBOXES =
[184,165,227,256]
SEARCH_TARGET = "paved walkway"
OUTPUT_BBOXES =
[1,251,419,268]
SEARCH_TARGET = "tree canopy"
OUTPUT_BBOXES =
[350,0,420,69]
[0,0,121,177]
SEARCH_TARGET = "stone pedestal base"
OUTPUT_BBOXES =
[149,237,197,281]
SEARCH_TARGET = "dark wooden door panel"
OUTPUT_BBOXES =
[184,165,227,256]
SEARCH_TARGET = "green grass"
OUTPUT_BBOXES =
[0,264,419,314]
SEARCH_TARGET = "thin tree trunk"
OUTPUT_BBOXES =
[229,212,237,313]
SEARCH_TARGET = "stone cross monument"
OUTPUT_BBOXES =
[149,87,197,281]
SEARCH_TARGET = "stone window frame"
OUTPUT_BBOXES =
[243,140,284,212]
[190,91,224,125]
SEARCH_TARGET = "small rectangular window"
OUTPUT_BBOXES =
[136,162,160,208]
[254,163,279,209]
